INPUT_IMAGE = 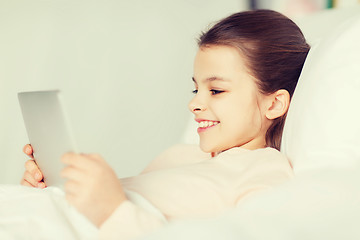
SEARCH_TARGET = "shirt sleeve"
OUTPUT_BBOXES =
[99,200,167,240]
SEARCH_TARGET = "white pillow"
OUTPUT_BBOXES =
[281,14,360,173]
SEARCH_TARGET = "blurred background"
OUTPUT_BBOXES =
[1,0,359,184]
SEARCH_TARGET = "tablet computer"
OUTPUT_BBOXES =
[18,90,78,187]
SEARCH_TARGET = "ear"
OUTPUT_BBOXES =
[265,89,290,120]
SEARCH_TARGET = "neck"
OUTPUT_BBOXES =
[211,137,267,158]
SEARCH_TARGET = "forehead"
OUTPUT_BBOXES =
[193,45,250,82]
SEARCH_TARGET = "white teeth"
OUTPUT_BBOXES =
[198,121,219,128]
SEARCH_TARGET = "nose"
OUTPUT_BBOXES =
[188,94,206,113]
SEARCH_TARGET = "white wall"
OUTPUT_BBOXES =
[0,0,246,183]
[293,5,360,46]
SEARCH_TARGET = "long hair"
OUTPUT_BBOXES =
[198,9,310,150]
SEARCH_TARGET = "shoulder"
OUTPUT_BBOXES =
[216,147,293,175]
[217,148,294,203]
[219,147,288,162]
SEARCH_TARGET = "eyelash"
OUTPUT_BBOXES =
[192,89,224,95]
[210,90,224,95]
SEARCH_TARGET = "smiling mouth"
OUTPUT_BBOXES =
[198,120,219,128]
[197,120,220,133]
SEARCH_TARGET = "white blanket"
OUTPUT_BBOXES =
[0,185,98,240]
[0,185,167,240]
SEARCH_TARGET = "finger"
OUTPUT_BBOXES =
[22,171,40,187]
[87,153,103,161]
[37,182,46,189]
[61,166,86,182]
[64,180,81,197]
[20,178,35,187]
[23,144,34,158]
[24,160,43,181]
[61,152,95,169]
[21,178,46,188]
[65,192,78,207]
[23,171,37,186]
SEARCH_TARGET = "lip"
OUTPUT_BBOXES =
[195,118,220,133]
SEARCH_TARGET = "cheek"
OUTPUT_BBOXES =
[224,98,262,130]
[243,102,264,134]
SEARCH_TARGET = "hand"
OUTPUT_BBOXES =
[61,152,127,227]
[20,144,46,188]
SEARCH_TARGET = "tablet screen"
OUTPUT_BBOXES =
[18,90,78,187]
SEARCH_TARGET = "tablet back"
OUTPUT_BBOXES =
[18,90,77,187]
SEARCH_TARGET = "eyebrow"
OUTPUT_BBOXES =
[192,76,229,83]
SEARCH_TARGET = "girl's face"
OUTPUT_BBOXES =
[189,45,271,154]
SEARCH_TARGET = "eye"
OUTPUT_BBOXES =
[192,89,198,94]
[210,89,224,95]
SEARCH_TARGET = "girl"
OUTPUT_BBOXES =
[21,9,310,240]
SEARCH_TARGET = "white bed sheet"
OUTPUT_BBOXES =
[0,185,167,239]
[0,185,97,240]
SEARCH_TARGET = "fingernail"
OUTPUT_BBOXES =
[37,182,44,188]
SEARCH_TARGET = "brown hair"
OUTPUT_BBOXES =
[198,9,310,150]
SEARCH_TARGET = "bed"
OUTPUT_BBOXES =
[1,5,360,240]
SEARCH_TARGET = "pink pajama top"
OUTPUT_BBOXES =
[99,144,293,239]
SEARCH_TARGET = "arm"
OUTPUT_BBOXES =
[62,153,169,239]
[61,153,127,227]
[21,144,167,239]
[98,144,209,239]
[20,144,126,226]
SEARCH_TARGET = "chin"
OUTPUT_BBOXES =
[199,142,214,153]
